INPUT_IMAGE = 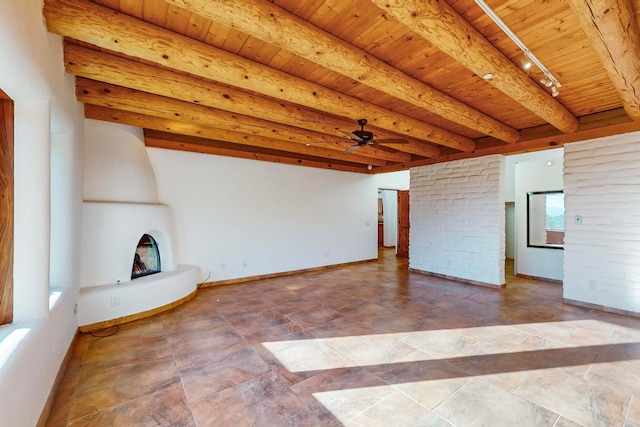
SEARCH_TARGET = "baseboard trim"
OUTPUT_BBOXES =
[409,268,506,289]
[564,298,640,319]
[199,258,377,288]
[516,273,562,285]
[79,289,198,333]
[37,328,79,427]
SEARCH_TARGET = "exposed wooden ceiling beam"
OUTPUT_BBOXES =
[163,0,519,143]
[43,0,475,152]
[144,131,372,173]
[85,104,388,167]
[378,114,640,173]
[566,0,640,120]
[64,43,439,159]
[372,0,580,134]
[76,78,411,163]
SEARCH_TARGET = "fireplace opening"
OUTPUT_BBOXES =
[131,234,161,279]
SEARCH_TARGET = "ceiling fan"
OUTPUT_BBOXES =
[342,119,407,153]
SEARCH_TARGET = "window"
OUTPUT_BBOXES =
[0,89,14,325]
[527,191,564,249]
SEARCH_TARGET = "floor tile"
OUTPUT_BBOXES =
[434,378,559,426]
[46,250,640,426]
[516,369,631,426]
[347,391,452,427]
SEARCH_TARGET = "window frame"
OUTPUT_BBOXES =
[526,190,565,250]
[0,89,14,325]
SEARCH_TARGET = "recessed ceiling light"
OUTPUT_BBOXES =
[483,73,493,80]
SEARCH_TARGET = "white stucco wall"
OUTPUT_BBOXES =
[564,131,640,315]
[409,155,505,286]
[148,148,379,281]
[0,1,84,425]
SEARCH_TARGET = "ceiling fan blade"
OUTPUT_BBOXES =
[375,138,408,144]
[345,144,361,153]
[341,130,364,143]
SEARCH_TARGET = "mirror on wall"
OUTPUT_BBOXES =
[527,191,564,249]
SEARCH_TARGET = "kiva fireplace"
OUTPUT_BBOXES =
[78,202,198,329]
[78,120,198,330]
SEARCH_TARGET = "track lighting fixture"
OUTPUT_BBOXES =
[475,0,562,97]
[540,78,554,87]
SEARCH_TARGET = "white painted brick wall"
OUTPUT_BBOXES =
[410,155,505,286]
[564,132,640,314]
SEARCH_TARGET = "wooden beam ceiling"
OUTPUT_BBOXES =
[41,0,640,173]
[85,105,389,168]
[44,0,475,153]
[76,78,411,163]
[163,0,520,143]
[372,0,580,134]
[566,0,640,120]
[64,43,440,159]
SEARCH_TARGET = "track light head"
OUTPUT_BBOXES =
[551,85,560,97]
[540,78,553,87]
[521,57,533,71]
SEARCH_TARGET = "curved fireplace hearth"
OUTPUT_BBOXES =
[78,201,198,329]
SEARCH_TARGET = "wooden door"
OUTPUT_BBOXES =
[397,190,409,258]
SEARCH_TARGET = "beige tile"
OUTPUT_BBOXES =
[626,397,640,427]
[586,360,640,399]
[434,378,559,426]
[455,325,530,350]
[347,391,452,427]
[312,385,397,424]
[509,321,575,342]
[516,369,631,426]
[563,326,619,346]
[324,332,432,366]
[399,329,478,358]
[553,416,583,427]
[393,378,470,409]
[262,339,354,372]
[610,324,640,343]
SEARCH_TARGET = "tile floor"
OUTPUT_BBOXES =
[47,250,640,426]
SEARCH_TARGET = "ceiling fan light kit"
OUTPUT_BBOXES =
[475,0,562,97]
[343,119,408,153]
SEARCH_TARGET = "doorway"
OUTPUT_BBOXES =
[397,190,409,258]
[378,189,398,249]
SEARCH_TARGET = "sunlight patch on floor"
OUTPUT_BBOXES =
[262,319,640,373]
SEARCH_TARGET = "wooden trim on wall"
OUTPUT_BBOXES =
[0,89,14,325]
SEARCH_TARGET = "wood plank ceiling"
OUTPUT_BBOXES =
[43,0,640,173]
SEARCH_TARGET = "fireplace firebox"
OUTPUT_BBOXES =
[131,234,161,279]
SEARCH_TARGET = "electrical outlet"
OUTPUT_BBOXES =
[111,296,120,307]
[588,280,596,290]
[74,303,78,315]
